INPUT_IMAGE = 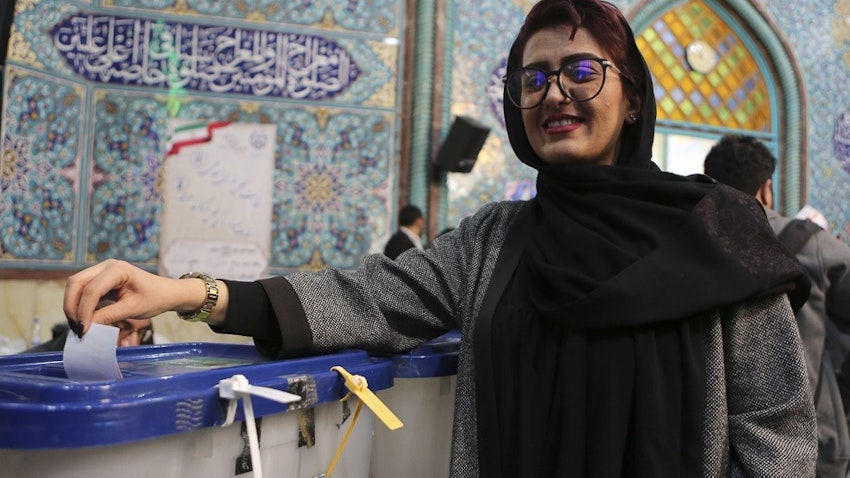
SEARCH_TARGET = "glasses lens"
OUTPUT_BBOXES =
[560,59,606,102]
[505,59,609,108]
[506,68,549,109]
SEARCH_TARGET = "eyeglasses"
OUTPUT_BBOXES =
[502,58,622,109]
[115,321,153,344]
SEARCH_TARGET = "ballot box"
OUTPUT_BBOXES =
[371,330,461,478]
[0,343,394,478]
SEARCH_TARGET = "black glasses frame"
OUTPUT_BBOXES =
[502,58,621,109]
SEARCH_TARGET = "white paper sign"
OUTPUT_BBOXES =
[160,238,269,281]
[160,121,275,280]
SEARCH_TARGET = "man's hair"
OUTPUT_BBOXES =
[704,134,776,196]
[398,205,423,227]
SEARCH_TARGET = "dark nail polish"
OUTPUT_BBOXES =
[67,320,83,338]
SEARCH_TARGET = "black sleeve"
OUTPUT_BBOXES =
[214,278,313,359]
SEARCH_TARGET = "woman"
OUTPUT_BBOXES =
[64,0,816,475]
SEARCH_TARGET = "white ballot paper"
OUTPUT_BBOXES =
[63,323,123,381]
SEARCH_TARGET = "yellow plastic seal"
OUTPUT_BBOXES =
[331,365,403,431]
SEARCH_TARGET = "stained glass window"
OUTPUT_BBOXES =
[637,0,771,132]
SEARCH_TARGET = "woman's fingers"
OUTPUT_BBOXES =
[63,259,132,336]
[64,260,108,336]
[64,259,183,337]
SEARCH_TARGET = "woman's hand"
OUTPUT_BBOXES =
[63,259,197,336]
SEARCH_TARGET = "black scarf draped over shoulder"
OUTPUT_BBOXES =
[473,20,809,478]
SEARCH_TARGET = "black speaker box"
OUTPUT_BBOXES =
[434,116,490,173]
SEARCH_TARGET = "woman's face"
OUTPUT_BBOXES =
[520,25,638,166]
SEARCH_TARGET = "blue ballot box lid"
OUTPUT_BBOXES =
[390,329,461,378]
[0,343,393,450]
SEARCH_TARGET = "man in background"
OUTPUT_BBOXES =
[384,204,425,260]
[705,133,850,477]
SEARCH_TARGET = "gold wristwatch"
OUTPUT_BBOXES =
[178,272,219,322]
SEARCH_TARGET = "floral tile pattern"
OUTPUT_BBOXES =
[0,0,400,272]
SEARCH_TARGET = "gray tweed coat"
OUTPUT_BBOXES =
[282,200,817,477]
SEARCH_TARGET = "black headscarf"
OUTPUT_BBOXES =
[473,2,809,476]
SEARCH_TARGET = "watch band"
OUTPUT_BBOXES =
[178,272,219,322]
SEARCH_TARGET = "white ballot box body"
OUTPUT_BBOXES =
[371,330,460,478]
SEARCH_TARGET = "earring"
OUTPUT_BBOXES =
[627,113,637,123]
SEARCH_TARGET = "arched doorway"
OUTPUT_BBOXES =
[631,0,806,214]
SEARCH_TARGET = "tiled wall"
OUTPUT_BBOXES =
[1,0,403,272]
[0,0,405,348]
[760,0,850,238]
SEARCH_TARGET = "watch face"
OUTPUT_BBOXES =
[686,40,718,74]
